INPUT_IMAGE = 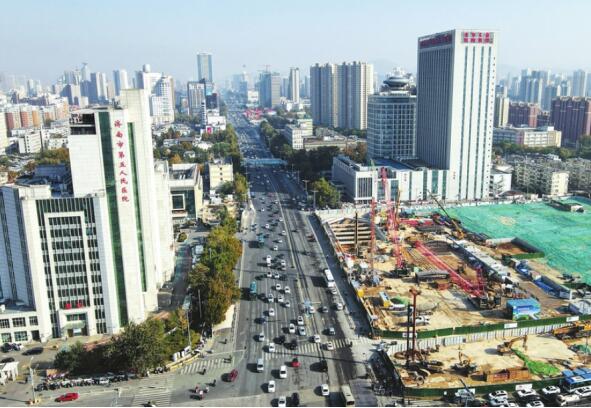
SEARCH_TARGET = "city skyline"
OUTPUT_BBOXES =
[2,0,591,85]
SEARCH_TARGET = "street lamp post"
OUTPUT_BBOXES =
[312,190,318,210]
[29,357,36,403]
[186,307,192,349]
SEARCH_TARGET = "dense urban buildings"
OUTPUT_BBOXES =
[550,96,591,147]
[310,61,374,130]
[416,29,497,201]
[508,102,540,127]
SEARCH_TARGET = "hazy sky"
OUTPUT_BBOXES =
[2,0,591,85]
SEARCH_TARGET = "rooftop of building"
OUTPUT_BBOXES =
[170,163,199,181]
[14,164,72,196]
[209,157,233,166]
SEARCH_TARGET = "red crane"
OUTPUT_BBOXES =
[379,167,404,270]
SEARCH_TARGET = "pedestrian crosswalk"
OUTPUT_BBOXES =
[179,356,232,375]
[131,386,171,407]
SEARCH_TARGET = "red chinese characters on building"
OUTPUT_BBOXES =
[114,120,131,203]
[462,31,493,44]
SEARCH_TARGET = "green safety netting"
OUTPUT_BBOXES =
[446,197,591,283]
[513,349,561,377]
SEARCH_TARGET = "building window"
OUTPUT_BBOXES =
[29,316,38,326]
[14,331,28,342]
[0,319,9,329]
[1,333,11,343]
[12,317,26,328]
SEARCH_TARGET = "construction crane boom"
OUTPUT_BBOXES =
[428,191,464,240]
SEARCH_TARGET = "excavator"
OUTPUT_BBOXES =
[552,321,591,340]
[497,335,528,355]
[452,351,478,375]
[428,191,465,240]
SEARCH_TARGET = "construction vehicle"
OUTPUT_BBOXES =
[497,335,528,355]
[452,351,478,375]
[428,191,465,240]
[552,321,591,340]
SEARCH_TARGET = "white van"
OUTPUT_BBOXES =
[257,358,264,372]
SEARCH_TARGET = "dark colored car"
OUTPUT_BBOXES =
[287,339,298,350]
[1,357,15,363]
[291,392,300,407]
[23,347,43,355]
[318,359,328,372]
[274,335,286,345]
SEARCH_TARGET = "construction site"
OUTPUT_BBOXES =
[318,169,591,393]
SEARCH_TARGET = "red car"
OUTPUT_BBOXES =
[56,393,79,403]
[291,357,300,368]
[227,368,238,382]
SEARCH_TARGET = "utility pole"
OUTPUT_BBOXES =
[312,190,318,210]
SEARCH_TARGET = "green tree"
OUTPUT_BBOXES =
[106,320,167,374]
[218,181,234,196]
[202,276,240,326]
[233,173,248,203]
[54,342,86,373]
[311,178,340,209]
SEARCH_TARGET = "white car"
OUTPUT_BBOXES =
[574,386,591,398]
[297,316,304,326]
[281,230,287,236]
[275,283,282,291]
[278,295,284,303]
[313,334,321,343]
[265,224,270,229]
[284,286,291,294]
[277,239,283,243]
[284,300,291,308]
[540,386,560,397]
[278,395,287,408]
[298,326,307,336]
[288,323,296,334]
[525,401,544,408]
[268,294,274,303]
[335,303,344,311]
[266,255,272,263]
[268,343,276,353]
[488,391,509,400]
[279,365,287,379]
[321,384,330,396]
[266,271,273,278]
[268,380,276,393]
[488,397,510,407]
[261,208,265,212]
[268,308,275,317]
[308,306,316,314]
[516,390,539,401]
[259,332,265,342]
[326,341,335,351]
[273,245,278,251]
[279,218,283,222]
[273,272,280,279]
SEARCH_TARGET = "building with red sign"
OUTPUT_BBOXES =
[416,29,497,201]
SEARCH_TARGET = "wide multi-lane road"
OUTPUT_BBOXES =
[216,106,368,406]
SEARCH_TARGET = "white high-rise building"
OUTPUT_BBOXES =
[416,29,497,201]
[572,69,587,97]
[197,52,213,82]
[288,68,300,104]
[310,61,374,130]
[113,69,129,96]
[150,75,175,124]
[69,89,171,321]
[0,113,7,154]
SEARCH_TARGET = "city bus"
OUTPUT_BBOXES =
[323,269,335,288]
[340,384,355,406]
[249,281,257,300]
